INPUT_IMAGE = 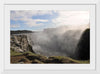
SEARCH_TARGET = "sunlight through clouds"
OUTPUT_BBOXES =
[52,11,89,26]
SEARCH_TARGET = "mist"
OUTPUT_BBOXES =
[27,25,88,58]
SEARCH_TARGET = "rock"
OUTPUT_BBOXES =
[31,59,43,64]
[27,44,35,53]
[17,62,25,64]
[18,58,27,62]
[10,35,34,53]
[75,29,90,60]
[11,47,23,52]
[26,54,47,62]
[45,56,78,63]
[18,58,31,63]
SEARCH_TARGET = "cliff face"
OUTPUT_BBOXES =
[10,35,34,53]
[75,29,90,60]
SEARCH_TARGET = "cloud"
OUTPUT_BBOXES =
[52,11,89,27]
[10,24,20,28]
[35,19,48,22]
[17,17,48,27]
[10,10,52,27]
[10,10,89,30]
[24,18,48,27]
[11,10,53,21]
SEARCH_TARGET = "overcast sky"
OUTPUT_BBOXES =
[10,10,89,31]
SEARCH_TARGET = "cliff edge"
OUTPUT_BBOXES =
[10,35,35,53]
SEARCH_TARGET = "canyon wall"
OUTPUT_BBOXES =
[10,35,34,53]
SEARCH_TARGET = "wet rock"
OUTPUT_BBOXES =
[75,29,90,60]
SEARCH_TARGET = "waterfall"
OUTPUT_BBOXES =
[27,26,84,58]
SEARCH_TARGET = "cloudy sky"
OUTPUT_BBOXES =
[10,10,89,31]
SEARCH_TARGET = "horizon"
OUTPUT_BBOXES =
[10,24,90,32]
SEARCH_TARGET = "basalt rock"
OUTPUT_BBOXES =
[75,29,90,60]
[10,35,35,53]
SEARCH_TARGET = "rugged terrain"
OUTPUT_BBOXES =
[10,28,90,64]
[10,35,34,53]
[11,51,89,64]
[10,34,85,64]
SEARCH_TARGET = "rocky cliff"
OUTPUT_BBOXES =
[10,35,35,53]
[75,28,90,60]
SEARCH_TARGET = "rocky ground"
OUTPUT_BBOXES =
[10,32,90,64]
[10,35,34,53]
[11,51,89,64]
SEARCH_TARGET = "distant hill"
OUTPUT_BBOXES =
[11,30,33,34]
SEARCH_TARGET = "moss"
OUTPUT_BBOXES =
[11,49,35,56]
[31,59,44,64]
[47,56,90,64]
[23,51,35,56]
[77,60,90,64]
[10,50,23,56]
[25,53,47,62]
[18,58,31,64]
[11,50,89,64]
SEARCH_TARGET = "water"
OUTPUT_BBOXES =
[27,27,84,58]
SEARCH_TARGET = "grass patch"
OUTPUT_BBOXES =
[11,50,35,56]
[32,59,44,64]
[78,60,90,64]
[11,50,90,64]
[49,56,90,64]
[10,50,23,56]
